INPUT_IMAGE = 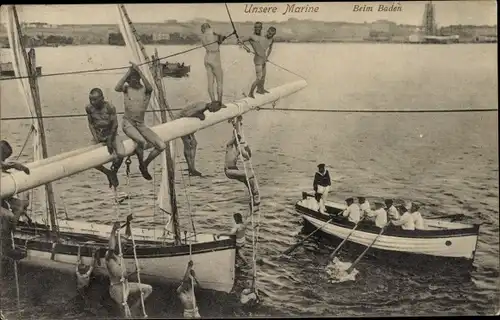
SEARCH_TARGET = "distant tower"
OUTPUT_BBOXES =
[422,1,437,36]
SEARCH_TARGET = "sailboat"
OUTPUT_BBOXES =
[2,5,307,294]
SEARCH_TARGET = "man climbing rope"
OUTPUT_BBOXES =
[238,23,276,98]
[174,100,225,176]
[75,246,99,311]
[1,140,29,269]
[200,22,232,109]
[177,260,201,318]
[217,213,249,267]
[115,62,167,181]
[85,88,125,189]
[224,129,260,208]
[105,221,152,318]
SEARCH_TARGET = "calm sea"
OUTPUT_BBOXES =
[0,43,498,318]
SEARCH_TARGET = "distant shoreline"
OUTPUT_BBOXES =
[1,39,496,49]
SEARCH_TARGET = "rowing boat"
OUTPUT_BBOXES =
[294,193,480,267]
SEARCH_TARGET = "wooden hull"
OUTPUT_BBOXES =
[295,195,480,263]
[13,218,236,293]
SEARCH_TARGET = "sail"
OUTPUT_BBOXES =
[5,5,47,217]
[116,4,175,227]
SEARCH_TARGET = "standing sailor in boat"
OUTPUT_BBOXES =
[365,202,387,228]
[85,88,125,189]
[174,100,224,177]
[200,22,231,109]
[115,62,167,181]
[0,140,29,269]
[313,163,331,214]
[341,198,361,223]
[177,260,201,318]
[391,205,415,230]
[238,24,276,98]
[224,132,260,207]
[105,221,152,318]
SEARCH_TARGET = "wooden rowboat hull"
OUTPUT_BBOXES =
[13,218,237,293]
[295,194,480,265]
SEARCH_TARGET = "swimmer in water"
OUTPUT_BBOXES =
[200,23,231,109]
[75,247,99,309]
[115,62,167,181]
[177,260,201,318]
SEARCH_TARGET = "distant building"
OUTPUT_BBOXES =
[153,33,170,41]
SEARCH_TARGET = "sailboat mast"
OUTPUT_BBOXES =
[152,50,182,245]
[117,4,181,244]
[13,7,59,236]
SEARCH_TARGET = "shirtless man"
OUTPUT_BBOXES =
[75,247,99,310]
[239,24,276,98]
[174,101,217,176]
[105,221,152,318]
[85,88,125,189]
[200,23,231,109]
[224,133,260,207]
[1,140,29,270]
[115,62,166,181]
[177,260,201,318]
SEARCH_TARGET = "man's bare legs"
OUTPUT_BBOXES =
[248,64,264,98]
[257,63,269,94]
[205,63,216,103]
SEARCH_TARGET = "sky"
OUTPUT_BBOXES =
[0,2,497,26]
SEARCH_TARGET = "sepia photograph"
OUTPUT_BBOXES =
[0,1,497,319]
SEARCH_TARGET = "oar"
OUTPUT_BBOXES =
[346,224,387,273]
[427,213,466,221]
[282,217,334,256]
[329,218,363,260]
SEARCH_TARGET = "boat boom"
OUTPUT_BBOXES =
[1,79,307,199]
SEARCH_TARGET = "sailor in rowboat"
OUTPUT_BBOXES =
[177,260,201,318]
[384,199,400,221]
[341,197,361,223]
[115,62,166,182]
[224,132,260,207]
[200,22,231,109]
[217,213,249,267]
[390,205,415,230]
[410,203,426,230]
[85,88,125,189]
[364,202,388,228]
[105,221,152,318]
[174,100,224,177]
[358,197,371,216]
[238,24,276,98]
[313,164,331,214]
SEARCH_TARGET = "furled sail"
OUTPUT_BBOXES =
[5,5,46,217]
[116,4,175,229]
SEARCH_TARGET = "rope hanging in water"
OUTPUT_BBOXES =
[10,232,21,320]
[112,187,131,318]
[125,170,148,318]
[232,118,260,299]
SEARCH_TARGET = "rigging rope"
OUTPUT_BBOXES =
[125,170,148,318]
[232,119,260,296]
[10,232,21,320]
[3,107,495,122]
[112,187,132,318]
[0,34,235,82]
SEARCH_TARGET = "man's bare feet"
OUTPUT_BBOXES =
[189,170,202,177]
